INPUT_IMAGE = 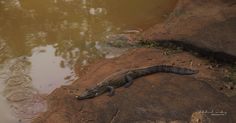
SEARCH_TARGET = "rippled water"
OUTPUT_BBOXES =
[0,0,177,122]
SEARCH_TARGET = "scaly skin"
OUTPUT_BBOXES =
[76,65,198,100]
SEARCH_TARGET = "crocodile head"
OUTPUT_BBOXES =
[75,88,99,100]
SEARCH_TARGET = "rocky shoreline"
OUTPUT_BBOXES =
[32,0,236,123]
[33,47,236,123]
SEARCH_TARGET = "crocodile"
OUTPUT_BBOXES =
[76,65,198,100]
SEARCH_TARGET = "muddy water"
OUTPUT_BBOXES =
[0,0,177,122]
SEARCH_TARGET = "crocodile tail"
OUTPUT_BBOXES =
[132,65,198,78]
[156,65,199,75]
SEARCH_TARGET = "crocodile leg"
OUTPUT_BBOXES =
[124,74,133,88]
[107,86,115,96]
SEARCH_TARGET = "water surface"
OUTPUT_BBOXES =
[0,0,177,122]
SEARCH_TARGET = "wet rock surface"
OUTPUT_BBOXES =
[33,48,236,123]
[142,0,236,58]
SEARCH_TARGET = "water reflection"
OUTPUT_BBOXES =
[0,95,18,123]
[0,38,12,63]
[29,45,77,93]
[0,0,177,122]
[0,57,47,123]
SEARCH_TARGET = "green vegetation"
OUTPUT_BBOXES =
[224,64,236,84]
[138,40,184,55]
[108,39,131,48]
[138,40,160,48]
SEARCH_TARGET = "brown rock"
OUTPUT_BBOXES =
[32,48,236,123]
[142,0,236,59]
